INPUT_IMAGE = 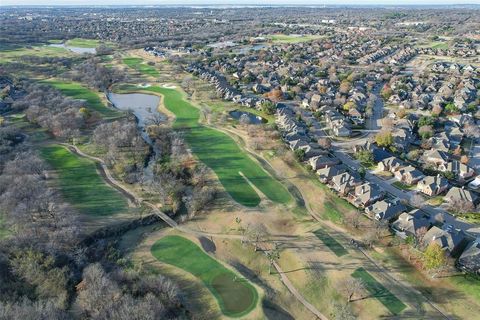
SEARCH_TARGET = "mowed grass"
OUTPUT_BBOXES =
[44,80,119,118]
[65,38,101,48]
[123,57,159,77]
[0,45,72,63]
[40,145,127,216]
[139,85,292,207]
[313,228,348,257]
[352,267,407,315]
[267,34,324,44]
[151,235,258,317]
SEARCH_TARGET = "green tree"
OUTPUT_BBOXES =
[294,148,305,161]
[444,103,459,114]
[355,150,374,167]
[418,116,434,127]
[343,101,356,111]
[423,243,446,277]
[375,131,393,148]
[261,101,276,115]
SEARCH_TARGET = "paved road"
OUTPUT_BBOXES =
[332,149,478,234]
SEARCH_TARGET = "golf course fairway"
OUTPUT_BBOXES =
[40,144,128,216]
[138,85,292,207]
[151,235,258,317]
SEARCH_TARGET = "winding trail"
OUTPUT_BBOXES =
[61,143,328,319]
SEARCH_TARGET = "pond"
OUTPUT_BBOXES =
[107,92,166,178]
[235,44,266,54]
[48,43,96,54]
[229,110,266,125]
[107,92,165,144]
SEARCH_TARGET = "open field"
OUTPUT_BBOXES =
[352,267,407,315]
[0,45,72,63]
[65,38,102,48]
[266,34,324,44]
[130,85,292,207]
[123,57,160,77]
[313,228,348,257]
[44,80,120,117]
[151,235,258,317]
[40,144,128,216]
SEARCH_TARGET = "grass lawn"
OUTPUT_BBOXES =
[40,145,128,216]
[151,235,258,317]
[392,181,415,191]
[123,57,160,77]
[352,267,407,315]
[131,85,292,207]
[322,201,344,224]
[0,45,72,63]
[313,228,348,257]
[43,80,120,118]
[267,34,324,44]
[65,38,101,48]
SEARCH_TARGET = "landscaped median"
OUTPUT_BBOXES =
[151,235,258,317]
[126,85,293,207]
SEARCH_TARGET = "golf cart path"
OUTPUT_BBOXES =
[62,143,328,320]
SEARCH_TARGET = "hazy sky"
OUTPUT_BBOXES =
[2,0,479,6]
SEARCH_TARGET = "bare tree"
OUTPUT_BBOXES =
[338,277,365,303]
[410,193,425,208]
[265,243,280,274]
[246,223,268,251]
[415,226,428,249]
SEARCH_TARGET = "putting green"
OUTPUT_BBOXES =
[151,235,258,317]
[40,145,128,216]
[138,85,292,207]
[44,80,119,118]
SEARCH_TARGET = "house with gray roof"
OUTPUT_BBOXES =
[352,182,384,207]
[445,187,479,206]
[423,224,471,258]
[457,238,480,275]
[366,200,406,222]
[417,175,449,196]
[391,209,432,239]
[317,164,347,183]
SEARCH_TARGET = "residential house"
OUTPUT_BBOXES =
[417,175,449,196]
[394,165,424,185]
[445,160,475,181]
[309,155,340,171]
[366,200,406,222]
[330,172,361,195]
[391,209,432,239]
[378,156,404,172]
[424,150,450,168]
[457,238,480,274]
[423,224,471,258]
[445,187,479,206]
[352,182,384,207]
[317,164,347,183]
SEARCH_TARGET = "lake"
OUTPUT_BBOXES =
[49,43,96,54]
